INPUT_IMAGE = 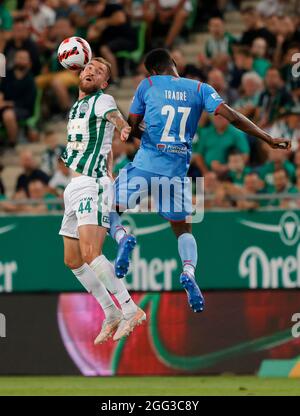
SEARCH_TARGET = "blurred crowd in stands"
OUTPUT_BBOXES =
[0,0,300,212]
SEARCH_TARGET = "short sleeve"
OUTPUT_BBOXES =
[201,83,224,113]
[94,94,118,119]
[129,78,151,116]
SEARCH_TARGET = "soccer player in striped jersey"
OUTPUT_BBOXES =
[59,57,145,344]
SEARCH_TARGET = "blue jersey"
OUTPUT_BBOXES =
[129,75,224,177]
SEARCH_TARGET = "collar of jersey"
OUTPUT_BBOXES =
[77,89,103,103]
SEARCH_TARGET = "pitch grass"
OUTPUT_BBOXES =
[0,376,299,396]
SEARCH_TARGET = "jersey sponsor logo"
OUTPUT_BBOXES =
[211,92,221,100]
[67,142,86,152]
[157,144,166,151]
[68,118,87,134]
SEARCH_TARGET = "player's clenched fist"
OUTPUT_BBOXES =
[120,125,131,142]
[268,138,291,150]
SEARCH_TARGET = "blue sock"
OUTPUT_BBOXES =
[109,212,126,243]
[178,233,198,275]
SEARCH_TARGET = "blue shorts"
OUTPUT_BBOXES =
[114,163,192,222]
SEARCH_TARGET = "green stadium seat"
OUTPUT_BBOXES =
[22,88,43,129]
[0,88,43,139]
[116,22,147,66]
[186,0,198,31]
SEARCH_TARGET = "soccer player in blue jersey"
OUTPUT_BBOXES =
[111,49,290,318]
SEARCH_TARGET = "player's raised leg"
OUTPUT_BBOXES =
[171,221,205,313]
[109,164,143,278]
[89,250,146,341]
[78,224,141,343]
[109,211,137,278]
[63,233,122,344]
[91,252,146,342]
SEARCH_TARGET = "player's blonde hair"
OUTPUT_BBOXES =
[92,57,112,81]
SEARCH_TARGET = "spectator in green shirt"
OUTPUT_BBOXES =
[0,0,13,49]
[234,71,263,119]
[227,150,252,187]
[0,0,12,31]
[236,172,265,210]
[268,168,298,208]
[205,17,235,60]
[259,147,296,188]
[25,179,62,212]
[255,67,295,128]
[193,115,250,177]
[250,37,271,78]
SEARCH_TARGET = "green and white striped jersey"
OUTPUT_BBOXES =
[62,90,117,178]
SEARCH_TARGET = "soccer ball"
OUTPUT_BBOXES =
[57,37,92,70]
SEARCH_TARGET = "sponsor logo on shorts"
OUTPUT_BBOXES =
[157,144,166,151]
[157,143,187,154]
[102,215,109,224]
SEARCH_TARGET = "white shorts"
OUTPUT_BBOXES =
[59,175,111,239]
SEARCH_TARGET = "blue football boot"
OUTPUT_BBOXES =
[180,272,205,312]
[115,234,137,278]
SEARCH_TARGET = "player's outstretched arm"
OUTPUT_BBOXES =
[106,110,131,142]
[128,114,144,140]
[216,103,291,150]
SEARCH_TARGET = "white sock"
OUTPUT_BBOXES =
[120,298,138,318]
[115,228,126,244]
[183,264,195,276]
[90,255,137,317]
[72,263,119,319]
[90,255,117,294]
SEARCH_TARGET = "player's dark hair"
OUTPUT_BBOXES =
[44,129,56,136]
[234,47,252,58]
[228,148,243,157]
[275,168,288,178]
[144,49,175,75]
[267,66,281,76]
[241,6,256,15]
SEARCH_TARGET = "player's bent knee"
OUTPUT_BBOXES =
[81,251,100,266]
[64,256,83,270]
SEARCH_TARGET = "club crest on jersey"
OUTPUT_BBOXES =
[157,144,166,151]
[79,102,89,114]
[211,92,221,100]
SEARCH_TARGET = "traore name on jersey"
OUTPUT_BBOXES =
[130,75,224,178]
[62,90,117,178]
